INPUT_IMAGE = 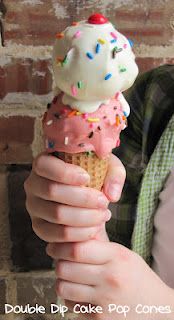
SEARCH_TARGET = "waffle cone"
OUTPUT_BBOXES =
[58,152,109,190]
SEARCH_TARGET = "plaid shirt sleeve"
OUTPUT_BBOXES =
[106,64,174,248]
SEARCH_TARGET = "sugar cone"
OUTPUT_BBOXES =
[58,152,109,190]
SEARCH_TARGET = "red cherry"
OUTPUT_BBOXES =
[88,13,108,25]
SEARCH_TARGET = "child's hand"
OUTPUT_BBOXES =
[47,240,174,320]
[24,153,125,243]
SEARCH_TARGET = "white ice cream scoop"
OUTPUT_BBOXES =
[53,13,139,114]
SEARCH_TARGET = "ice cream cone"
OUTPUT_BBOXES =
[43,13,139,191]
[58,151,109,190]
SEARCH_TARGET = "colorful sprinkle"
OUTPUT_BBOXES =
[78,143,85,147]
[88,118,100,122]
[105,73,112,80]
[124,111,128,117]
[98,38,106,44]
[57,56,63,63]
[86,52,94,60]
[97,126,101,130]
[76,111,82,115]
[122,115,126,120]
[72,21,79,26]
[128,39,134,47]
[88,131,94,138]
[82,113,88,119]
[46,120,53,126]
[119,66,127,73]
[112,48,117,59]
[71,85,78,96]
[116,115,121,126]
[77,81,83,89]
[61,108,68,114]
[54,113,61,119]
[89,123,94,128]
[96,43,101,53]
[123,43,128,49]
[74,30,82,38]
[86,151,93,156]
[64,137,69,145]
[110,32,117,39]
[112,47,123,58]
[68,110,77,117]
[48,141,55,149]
[62,55,68,65]
[110,39,117,43]
[56,32,64,39]
[116,47,123,53]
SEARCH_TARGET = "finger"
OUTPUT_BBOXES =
[32,218,103,243]
[26,173,109,209]
[56,279,95,303]
[32,153,90,186]
[56,260,102,285]
[26,196,111,225]
[103,154,126,202]
[46,240,115,264]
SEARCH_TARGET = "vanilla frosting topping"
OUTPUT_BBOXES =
[53,18,138,113]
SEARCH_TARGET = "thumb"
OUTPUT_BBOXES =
[103,154,126,202]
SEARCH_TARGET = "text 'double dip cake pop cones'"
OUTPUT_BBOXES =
[43,13,139,190]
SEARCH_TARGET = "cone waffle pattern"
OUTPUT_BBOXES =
[59,152,109,190]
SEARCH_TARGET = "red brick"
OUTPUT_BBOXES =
[112,3,173,46]
[4,1,173,46]
[137,57,174,74]
[4,1,68,46]
[115,9,163,21]
[0,59,52,100]
[0,116,34,164]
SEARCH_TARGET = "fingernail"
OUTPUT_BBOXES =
[105,209,112,221]
[107,183,121,200]
[98,195,108,208]
[46,244,52,256]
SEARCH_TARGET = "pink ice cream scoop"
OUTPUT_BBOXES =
[43,93,127,159]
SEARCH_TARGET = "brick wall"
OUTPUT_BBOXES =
[0,0,173,319]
